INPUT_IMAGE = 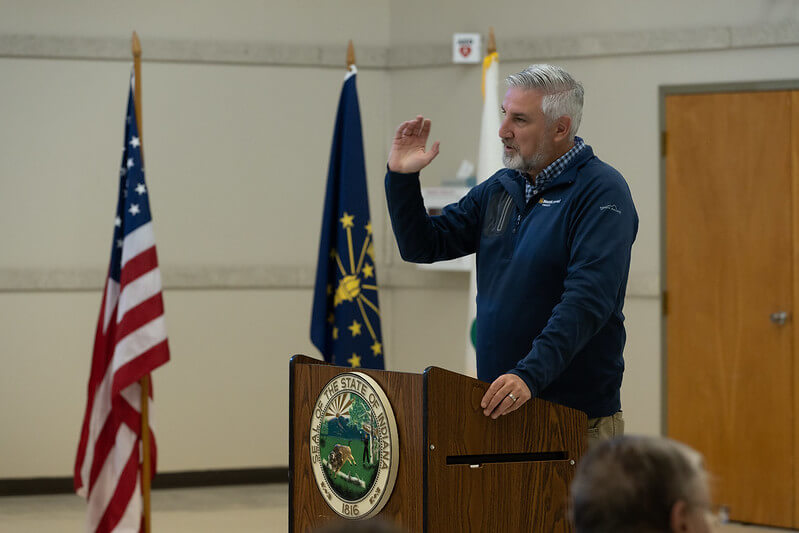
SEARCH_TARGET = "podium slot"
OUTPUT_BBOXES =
[446,451,568,465]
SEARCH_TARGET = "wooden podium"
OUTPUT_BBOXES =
[289,354,586,532]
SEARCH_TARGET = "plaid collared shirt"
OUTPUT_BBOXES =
[524,136,586,203]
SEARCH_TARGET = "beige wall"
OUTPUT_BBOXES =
[388,0,799,41]
[2,1,799,478]
[0,0,392,45]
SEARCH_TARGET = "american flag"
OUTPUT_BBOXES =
[74,73,170,532]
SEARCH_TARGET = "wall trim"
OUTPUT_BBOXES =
[0,265,467,291]
[0,467,288,497]
[0,34,388,68]
[0,266,659,297]
[1,21,798,68]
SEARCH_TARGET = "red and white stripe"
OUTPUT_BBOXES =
[75,221,169,533]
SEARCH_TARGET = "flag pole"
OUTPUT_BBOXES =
[131,30,152,533]
[487,26,496,54]
[132,33,144,152]
[347,40,355,69]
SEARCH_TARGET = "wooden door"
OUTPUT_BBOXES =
[665,90,797,528]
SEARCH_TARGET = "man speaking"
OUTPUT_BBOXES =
[384,64,637,443]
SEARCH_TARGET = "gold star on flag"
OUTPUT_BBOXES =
[340,212,354,229]
[348,353,362,368]
[365,222,373,235]
[370,341,382,356]
[329,249,337,259]
[367,242,375,261]
[328,312,335,324]
[332,327,338,340]
[362,264,374,279]
[348,320,362,336]
[326,284,333,296]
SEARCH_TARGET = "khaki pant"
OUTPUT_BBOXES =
[586,411,624,447]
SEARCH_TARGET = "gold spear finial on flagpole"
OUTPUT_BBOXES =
[487,27,496,54]
[131,31,152,533]
[132,31,142,55]
[347,40,356,69]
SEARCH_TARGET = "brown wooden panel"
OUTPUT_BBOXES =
[425,367,585,532]
[665,91,794,527]
[290,358,424,532]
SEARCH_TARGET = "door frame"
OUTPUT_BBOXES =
[658,79,799,436]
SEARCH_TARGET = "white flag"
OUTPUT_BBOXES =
[466,51,504,375]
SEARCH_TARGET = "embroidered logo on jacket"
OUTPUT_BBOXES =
[538,198,562,207]
[600,204,622,214]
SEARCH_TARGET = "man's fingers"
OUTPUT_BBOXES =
[419,119,432,140]
[489,390,527,418]
[393,122,412,142]
[505,395,526,415]
[491,396,516,419]
[480,373,533,418]
[496,383,530,417]
[489,385,514,415]
[403,116,424,138]
[423,141,440,164]
[480,377,505,409]
[393,118,423,141]
[392,116,430,140]
[482,380,513,416]
[414,115,425,136]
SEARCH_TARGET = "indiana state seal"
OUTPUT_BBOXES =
[310,372,399,519]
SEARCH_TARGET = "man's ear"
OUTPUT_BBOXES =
[670,500,690,532]
[553,116,572,143]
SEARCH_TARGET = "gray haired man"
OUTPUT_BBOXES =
[385,64,637,441]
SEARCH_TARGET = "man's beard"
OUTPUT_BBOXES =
[503,144,548,175]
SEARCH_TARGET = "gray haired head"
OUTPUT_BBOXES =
[505,64,584,137]
[570,435,709,533]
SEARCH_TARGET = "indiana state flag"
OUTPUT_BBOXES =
[311,66,384,369]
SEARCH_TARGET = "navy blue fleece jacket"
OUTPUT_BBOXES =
[385,145,638,418]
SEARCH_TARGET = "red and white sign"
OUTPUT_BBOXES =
[453,33,481,63]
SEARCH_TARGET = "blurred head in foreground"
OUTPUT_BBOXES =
[571,435,718,533]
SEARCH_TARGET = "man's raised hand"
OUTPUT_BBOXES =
[387,115,440,174]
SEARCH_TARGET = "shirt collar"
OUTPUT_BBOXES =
[535,136,585,185]
[523,137,586,201]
